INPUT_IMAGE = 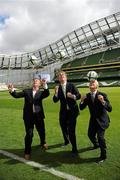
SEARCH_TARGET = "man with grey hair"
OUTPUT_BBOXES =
[8,74,50,160]
[79,79,112,162]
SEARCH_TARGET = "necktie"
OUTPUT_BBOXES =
[62,85,69,109]
[33,90,37,112]
[91,92,95,103]
[62,85,66,98]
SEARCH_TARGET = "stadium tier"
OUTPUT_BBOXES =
[0,11,120,87]
[60,47,120,82]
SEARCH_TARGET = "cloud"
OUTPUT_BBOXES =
[0,0,119,55]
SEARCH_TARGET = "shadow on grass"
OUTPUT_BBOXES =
[0,144,100,168]
[78,146,97,153]
[48,143,63,149]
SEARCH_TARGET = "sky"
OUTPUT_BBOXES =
[0,0,120,55]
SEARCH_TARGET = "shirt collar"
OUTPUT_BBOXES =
[61,82,67,86]
[91,90,97,95]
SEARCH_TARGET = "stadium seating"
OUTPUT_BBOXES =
[60,47,120,84]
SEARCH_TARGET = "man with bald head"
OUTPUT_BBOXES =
[80,79,112,162]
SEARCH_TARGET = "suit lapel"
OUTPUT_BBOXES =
[94,91,99,102]
[66,83,69,96]
[59,85,66,99]
[34,89,42,99]
[88,93,93,103]
[30,89,33,98]
[28,89,33,104]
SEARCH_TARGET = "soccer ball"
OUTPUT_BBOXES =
[87,71,98,81]
[56,50,66,59]
[29,55,39,66]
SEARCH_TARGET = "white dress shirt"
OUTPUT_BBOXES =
[91,91,97,102]
[61,83,66,98]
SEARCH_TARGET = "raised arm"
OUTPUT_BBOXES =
[8,83,25,98]
[79,95,88,110]
[53,85,60,103]
[98,93,112,112]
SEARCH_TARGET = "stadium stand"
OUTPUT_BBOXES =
[0,11,120,87]
[0,83,8,91]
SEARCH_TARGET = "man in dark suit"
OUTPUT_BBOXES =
[79,79,112,162]
[53,71,81,154]
[8,74,50,160]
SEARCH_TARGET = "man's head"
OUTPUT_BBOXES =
[58,71,67,84]
[89,79,99,92]
[33,74,41,88]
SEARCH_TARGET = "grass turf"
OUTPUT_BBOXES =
[0,87,120,180]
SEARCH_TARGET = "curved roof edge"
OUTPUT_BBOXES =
[0,11,120,69]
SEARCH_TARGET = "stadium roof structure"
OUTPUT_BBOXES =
[0,11,120,70]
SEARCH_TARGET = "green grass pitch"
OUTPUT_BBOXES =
[0,87,120,180]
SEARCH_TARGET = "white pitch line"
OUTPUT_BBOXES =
[0,150,83,180]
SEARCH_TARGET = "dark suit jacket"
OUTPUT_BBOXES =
[53,82,81,119]
[10,88,50,121]
[80,91,112,129]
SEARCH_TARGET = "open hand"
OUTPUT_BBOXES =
[55,86,59,94]
[81,95,86,102]
[8,84,14,92]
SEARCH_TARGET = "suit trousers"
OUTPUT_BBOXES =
[88,120,106,156]
[60,109,77,151]
[24,113,46,154]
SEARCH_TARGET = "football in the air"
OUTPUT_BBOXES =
[87,71,98,81]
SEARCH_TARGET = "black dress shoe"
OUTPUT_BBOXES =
[93,143,99,149]
[97,155,107,163]
[90,144,99,150]
[98,157,106,163]
[61,141,69,147]
[71,148,78,154]
[65,141,69,145]
[100,154,107,160]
